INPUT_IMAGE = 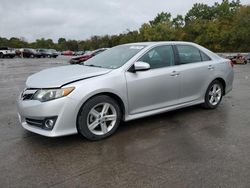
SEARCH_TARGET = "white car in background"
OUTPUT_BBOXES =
[0,47,16,58]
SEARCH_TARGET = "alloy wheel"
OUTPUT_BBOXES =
[87,103,117,135]
[208,83,222,106]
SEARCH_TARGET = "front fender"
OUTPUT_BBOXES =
[66,71,128,122]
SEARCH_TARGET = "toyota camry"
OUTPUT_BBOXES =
[17,42,234,140]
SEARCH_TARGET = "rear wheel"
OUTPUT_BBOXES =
[77,95,121,140]
[0,53,4,58]
[203,80,223,109]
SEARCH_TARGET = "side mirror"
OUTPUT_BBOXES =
[134,61,150,71]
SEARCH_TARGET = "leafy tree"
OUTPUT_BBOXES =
[150,12,171,26]
[172,15,184,28]
[1,1,249,52]
[185,3,214,22]
[230,5,250,51]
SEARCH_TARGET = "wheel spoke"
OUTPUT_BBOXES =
[100,122,108,134]
[104,114,116,121]
[101,103,110,116]
[212,85,217,93]
[216,88,221,94]
[88,120,99,131]
[214,96,219,103]
[90,109,100,118]
[210,96,214,104]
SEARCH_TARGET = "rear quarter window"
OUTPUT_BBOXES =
[200,50,211,61]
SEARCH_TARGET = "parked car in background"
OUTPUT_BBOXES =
[15,49,22,57]
[69,48,108,64]
[48,49,59,58]
[228,54,248,64]
[17,42,234,140]
[244,54,250,63]
[22,48,38,58]
[62,50,74,56]
[75,51,85,56]
[0,47,16,58]
[36,49,58,58]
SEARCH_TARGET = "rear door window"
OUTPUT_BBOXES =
[176,45,202,64]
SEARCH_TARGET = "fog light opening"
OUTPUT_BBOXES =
[44,118,56,130]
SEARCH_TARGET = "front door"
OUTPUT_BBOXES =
[125,45,181,115]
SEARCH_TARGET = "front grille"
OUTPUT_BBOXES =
[23,93,33,100]
[21,89,37,100]
[25,118,43,128]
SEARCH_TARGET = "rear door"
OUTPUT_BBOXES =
[175,45,215,103]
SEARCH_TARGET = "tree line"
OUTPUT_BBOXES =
[0,0,249,52]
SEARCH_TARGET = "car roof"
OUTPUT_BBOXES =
[123,41,221,60]
[123,41,199,47]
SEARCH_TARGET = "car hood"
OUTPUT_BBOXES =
[26,65,112,88]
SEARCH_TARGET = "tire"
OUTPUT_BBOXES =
[0,53,4,58]
[77,95,122,140]
[203,80,224,109]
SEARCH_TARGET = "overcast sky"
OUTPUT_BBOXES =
[0,0,249,42]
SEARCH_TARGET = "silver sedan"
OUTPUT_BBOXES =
[17,42,234,140]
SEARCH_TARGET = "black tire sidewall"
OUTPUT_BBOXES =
[77,95,122,140]
[204,80,223,109]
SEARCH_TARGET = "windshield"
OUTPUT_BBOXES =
[83,45,145,69]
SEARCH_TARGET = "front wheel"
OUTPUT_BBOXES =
[77,95,122,140]
[203,80,223,109]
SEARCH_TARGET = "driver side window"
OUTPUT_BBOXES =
[139,45,174,69]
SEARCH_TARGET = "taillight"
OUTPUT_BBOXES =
[229,61,234,68]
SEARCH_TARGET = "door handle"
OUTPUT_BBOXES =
[208,65,214,70]
[170,71,180,76]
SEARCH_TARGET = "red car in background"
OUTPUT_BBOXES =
[69,48,108,64]
[227,54,248,64]
[62,50,74,56]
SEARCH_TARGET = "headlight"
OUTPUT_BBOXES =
[33,87,75,102]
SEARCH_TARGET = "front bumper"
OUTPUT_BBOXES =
[17,96,79,137]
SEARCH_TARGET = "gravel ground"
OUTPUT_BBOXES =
[0,56,250,188]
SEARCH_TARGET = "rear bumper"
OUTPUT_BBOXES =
[225,68,234,95]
